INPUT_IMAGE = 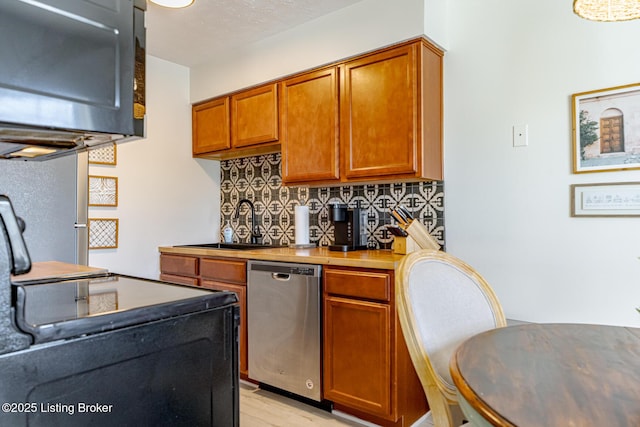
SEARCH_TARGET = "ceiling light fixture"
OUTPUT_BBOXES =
[149,0,195,9]
[573,0,640,21]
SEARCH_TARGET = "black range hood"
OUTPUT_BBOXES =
[0,0,146,161]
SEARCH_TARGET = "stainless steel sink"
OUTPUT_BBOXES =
[176,243,284,251]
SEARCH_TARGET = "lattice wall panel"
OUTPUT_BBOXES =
[89,218,119,249]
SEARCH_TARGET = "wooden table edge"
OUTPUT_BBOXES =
[449,345,516,427]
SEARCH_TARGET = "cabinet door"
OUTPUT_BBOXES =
[323,295,391,418]
[232,83,279,148]
[281,67,340,184]
[341,44,419,179]
[202,280,248,378]
[192,97,231,154]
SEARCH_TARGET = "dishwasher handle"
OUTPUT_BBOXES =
[271,272,291,281]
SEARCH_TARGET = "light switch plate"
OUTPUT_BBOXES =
[513,124,528,147]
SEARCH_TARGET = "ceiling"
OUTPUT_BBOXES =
[145,0,363,68]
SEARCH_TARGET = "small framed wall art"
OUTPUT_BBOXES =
[89,175,118,207]
[572,83,640,173]
[571,182,640,217]
[88,144,117,165]
[88,218,119,249]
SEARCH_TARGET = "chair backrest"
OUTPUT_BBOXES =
[396,250,506,426]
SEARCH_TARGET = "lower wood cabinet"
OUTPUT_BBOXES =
[200,258,247,378]
[323,266,428,427]
[160,253,428,425]
[159,254,249,379]
[324,296,392,416]
[201,279,247,379]
[200,257,246,284]
[159,254,199,285]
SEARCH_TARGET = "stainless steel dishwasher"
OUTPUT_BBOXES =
[247,260,322,401]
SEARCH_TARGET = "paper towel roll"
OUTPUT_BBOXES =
[294,205,310,245]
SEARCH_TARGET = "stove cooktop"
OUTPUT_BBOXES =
[13,273,238,344]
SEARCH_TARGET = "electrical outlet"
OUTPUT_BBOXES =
[513,124,528,147]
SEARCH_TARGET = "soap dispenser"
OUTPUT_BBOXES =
[222,221,233,243]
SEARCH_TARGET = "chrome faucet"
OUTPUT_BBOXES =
[234,199,262,244]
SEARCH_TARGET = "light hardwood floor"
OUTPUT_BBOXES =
[240,383,364,426]
[239,382,433,427]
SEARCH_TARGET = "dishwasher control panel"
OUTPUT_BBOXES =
[248,261,320,277]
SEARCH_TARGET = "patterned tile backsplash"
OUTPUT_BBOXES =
[220,153,445,249]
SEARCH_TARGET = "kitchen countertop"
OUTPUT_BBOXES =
[11,261,108,283]
[158,245,405,270]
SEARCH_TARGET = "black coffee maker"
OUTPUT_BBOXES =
[328,204,368,251]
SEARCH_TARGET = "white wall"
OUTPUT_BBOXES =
[89,56,220,279]
[424,0,449,50]
[444,0,640,326]
[190,0,431,102]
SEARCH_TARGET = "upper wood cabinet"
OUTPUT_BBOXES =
[342,44,418,179]
[339,40,442,182]
[192,97,230,155]
[281,67,340,184]
[231,83,280,148]
[192,83,280,159]
[192,37,443,178]
[281,38,443,185]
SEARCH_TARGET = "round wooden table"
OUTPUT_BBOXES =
[450,323,640,427]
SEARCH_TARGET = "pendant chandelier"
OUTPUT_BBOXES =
[149,0,195,8]
[573,0,640,21]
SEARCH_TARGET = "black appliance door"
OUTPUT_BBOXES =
[0,304,239,427]
[0,0,139,135]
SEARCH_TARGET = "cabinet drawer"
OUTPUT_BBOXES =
[160,273,199,287]
[324,268,391,302]
[160,254,198,277]
[200,258,247,284]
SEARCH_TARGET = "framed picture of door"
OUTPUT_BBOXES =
[572,83,640,173]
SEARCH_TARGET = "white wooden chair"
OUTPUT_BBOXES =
[396,250,507,427]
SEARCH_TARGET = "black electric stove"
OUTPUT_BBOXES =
[0,195,239,427]
[14,273,235,344]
